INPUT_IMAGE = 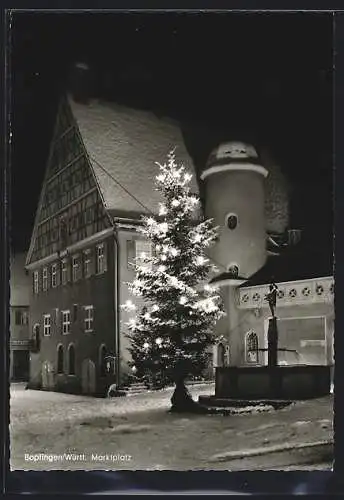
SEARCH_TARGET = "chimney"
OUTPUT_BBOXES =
[68,62,94,104]
[288,229,302,246]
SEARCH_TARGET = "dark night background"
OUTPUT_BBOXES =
[6,12,339,495]
[10,12,333,254]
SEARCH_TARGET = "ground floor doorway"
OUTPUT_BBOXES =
[81,358,96,394]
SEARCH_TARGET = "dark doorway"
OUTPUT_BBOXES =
[12,350,30,381]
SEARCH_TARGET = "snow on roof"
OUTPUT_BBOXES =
[69,97,199,217]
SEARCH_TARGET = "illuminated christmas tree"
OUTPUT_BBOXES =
[122,150,225,412]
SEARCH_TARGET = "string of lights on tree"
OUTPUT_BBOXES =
[121,150,225,388]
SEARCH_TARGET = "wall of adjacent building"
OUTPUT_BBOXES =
[229,294,334,368]
[10,253,30,307]
[10,253,31,380]
[10,253,30,348]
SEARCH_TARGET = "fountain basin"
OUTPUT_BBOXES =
[208,365,332,401]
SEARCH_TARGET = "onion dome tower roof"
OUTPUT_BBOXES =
[200,141,268,180]
[207,141,259,165]
[201,141,290,235]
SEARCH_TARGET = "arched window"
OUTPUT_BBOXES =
[217,342,225,367]
[99,344,108,377]
[245,331,259,364]
[68,344,76,375]
[57,345,64,374]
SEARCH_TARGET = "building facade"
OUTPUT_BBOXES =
[201,143,334,379]
[10,253,30,381]
[25,94,197,394]
[26,95,334,395]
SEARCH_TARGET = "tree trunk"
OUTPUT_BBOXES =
[170,375,208,414]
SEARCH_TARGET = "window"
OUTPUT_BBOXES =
[22,310,29,325]
[61,259,68,285]
[84,306,94,332]
[15,309,28,325]
[15,310,21,325]
[99,344,108,377]
[73,304,78,322]
[245,331,258,364]
[226,213,238,230]
[51,264,57,288]
[62,310,71,335]
[72,255,81,282]
[96,244,107,274]
[227,264,239,279]
[135,240,153,270]
[42,267,48,292]
[68,344,76,375]
[57,345,64,374]
[43,314,51,336]
[83,249,92,278]
[33,271,39,294]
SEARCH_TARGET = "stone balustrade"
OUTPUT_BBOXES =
[238,276,334,309]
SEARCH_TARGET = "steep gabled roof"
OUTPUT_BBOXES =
[69,97,199,218]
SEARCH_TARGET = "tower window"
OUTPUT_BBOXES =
[227,264,239,279]
[226,213,238,230]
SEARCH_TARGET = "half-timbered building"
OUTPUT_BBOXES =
[25,94,197,394]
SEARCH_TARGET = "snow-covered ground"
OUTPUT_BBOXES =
[10,383,333,471]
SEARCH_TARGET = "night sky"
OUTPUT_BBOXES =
[11,12,333,254]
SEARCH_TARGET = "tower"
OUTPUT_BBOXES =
[201,142,268,281]
[201,142,269,365]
